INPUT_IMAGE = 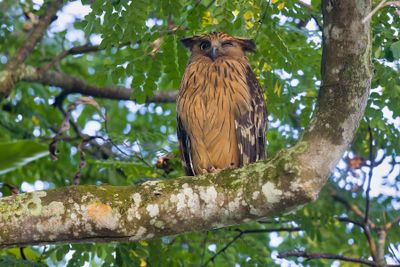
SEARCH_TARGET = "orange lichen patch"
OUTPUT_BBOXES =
[87,202,120,230]
[87,202,113,219]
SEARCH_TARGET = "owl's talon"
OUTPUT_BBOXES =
[208,166,222,173]
[200,169,209,174]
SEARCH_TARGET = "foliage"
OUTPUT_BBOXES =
[0,0,399,266]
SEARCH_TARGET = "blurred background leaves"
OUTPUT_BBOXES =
[0,0,399,266]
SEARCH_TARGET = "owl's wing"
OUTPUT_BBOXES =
[234,66,267,166]
[177,116,195,176]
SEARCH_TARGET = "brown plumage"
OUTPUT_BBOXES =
[177,32,267,176]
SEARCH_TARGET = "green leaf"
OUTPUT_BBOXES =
[0,255,46,267]
[111,66,125,84]
[390,41,400,59]
[0,140,48,175]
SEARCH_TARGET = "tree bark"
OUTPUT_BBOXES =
[0,0,372,249]
[0,0,64,98]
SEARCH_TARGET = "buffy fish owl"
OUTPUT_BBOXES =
[177,32,267,175]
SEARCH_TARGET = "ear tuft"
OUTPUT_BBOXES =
[236,38,256,53]
[180,37,196,49]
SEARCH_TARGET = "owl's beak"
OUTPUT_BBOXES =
[210,47,218,61]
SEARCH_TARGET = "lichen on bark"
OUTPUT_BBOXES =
[0,147,313,248]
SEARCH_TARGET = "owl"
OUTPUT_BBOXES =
[176,32,267,176]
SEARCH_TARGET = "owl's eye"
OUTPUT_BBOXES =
[222,41,233,47]
[200,41,211,50]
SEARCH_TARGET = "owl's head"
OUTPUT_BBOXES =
[181,32,255,61]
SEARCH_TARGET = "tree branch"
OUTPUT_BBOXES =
[330,187,376,228]
[14,65,178,102]
[297,0,323,31]
[338,217,364,228]
[385,216,400,231]
[365,225,378,262]
[389,244,400,264]
[238,227,302,235]
[40,42,131,73]
[376,229,387,266]
[332,190,378,261]
[277,251,379,266]
[0,0,64,98]
[0,158,316,249]
[362,0,400,24]
[40,44,100,73]
[0,0,372,250]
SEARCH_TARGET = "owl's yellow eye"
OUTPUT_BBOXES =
[200,41,211,50]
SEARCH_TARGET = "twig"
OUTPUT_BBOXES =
[338,217,364,228]
[277,251,379,266]
[376,228,387,266]
[297,0,323,31]
[364,224,378,262]
[52,96,153,176]
[329,187,375,227]
[202,232,243,267]
[363,0,387,23]
[202,227,301,266]
[385,216,400,231]
[238,227,302,235]
[38,245,48,262]
[362,0,400,24]
[389,244,400,264]
[382,156,400,180]
[331,187,378,261]
[55,101,82,138]
[337,216,377,261]
[370,152,385,167]
[365,125,374,224]
[385,0,400,6]
[40,42,129,73]
[102,111,153,167]
[381,216,400,264]
[19,247,27,260]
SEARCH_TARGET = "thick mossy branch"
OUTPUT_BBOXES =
[296,0,372,194]
[0,0,372,249]
[0,145,309,248]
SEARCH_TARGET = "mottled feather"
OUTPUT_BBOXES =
[177,116,194,176]
[177,32,267,175]
[234,66,267,166]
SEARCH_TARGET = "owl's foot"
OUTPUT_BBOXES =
[208,166,222,173]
